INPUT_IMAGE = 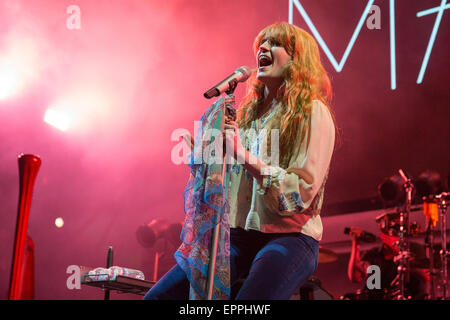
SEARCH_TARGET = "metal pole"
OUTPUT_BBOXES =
[104,246,113,300]
[153,251,159,283]
[206,90,235,300]
[394,169,413,300]
[437,194,448,299]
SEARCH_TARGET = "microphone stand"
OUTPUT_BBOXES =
[206,80,237,300]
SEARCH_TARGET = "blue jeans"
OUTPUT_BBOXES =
[143,228,319,300]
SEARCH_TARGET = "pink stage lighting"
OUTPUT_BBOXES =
[0,64,21,100]
[54,217,64,228]
[43,109,71,131]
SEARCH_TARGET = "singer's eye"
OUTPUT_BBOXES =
[260,37,277,47]
[262,37,281,47]
[270,39,281,47]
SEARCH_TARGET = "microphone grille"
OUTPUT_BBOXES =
[235,66,252,81]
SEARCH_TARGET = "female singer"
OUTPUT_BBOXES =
[144,22,336,300]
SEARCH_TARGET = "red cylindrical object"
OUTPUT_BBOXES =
[8,154,41,300]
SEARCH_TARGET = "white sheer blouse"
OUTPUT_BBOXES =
[228,99,335,241]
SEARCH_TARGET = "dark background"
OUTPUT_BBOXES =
[0,0,448,299]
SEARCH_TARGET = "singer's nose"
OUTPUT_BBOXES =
[258,40,271,53]
[257,47,268,62]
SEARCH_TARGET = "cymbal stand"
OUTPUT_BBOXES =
[394,169,413,300]
[424,218,436,299]
[435,192,449,299]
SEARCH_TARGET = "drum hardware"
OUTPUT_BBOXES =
[423,213,437,299]
[378,173,409,208]
[389,191,449,300]
[435,192,449,299]
[390,169,413,300]
[340,287,390,300]
[420,192,449,299]
[343,170,448,300]
[297,276,334,300]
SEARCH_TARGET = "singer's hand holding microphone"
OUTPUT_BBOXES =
[203,65,254,161]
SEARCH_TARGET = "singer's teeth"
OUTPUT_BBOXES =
[259,56,272,67]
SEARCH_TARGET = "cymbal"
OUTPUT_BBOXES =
[318,246,338,263]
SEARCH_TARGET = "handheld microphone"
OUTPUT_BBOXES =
[344,227,377,243]
[203,66,253,99]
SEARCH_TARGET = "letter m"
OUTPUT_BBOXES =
[289,0,375,72]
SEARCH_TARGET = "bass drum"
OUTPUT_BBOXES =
[292,277,335,300]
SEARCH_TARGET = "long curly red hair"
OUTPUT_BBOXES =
[238,22,336,166]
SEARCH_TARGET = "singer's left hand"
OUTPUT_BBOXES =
[224,117,245,161]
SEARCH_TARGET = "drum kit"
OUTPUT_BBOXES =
[302,169,450,300]
[374,169,449,300]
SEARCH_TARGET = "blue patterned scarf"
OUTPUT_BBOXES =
[174,95,235,300]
